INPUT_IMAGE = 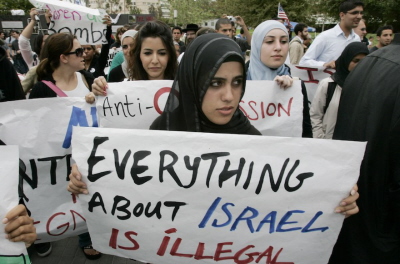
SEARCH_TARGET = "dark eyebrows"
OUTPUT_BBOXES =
[143,48,167,51]
[212,75,243,80]
[264,35,288,39]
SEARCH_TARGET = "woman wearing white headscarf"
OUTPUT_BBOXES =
[247,20,312,137]
[108,30,138,82]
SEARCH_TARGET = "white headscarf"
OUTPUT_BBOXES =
[120,30,138,78]
[247,20,289,80]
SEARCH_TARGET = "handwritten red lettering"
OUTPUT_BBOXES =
[295,66,319,84]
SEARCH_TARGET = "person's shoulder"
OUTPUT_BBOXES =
[316,26,337,38]
[29,81,56,99]
[369,46,378,52]
[108,65,125,83]
[289,37,302,45]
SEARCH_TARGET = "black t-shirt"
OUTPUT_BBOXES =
[108,65,125,83]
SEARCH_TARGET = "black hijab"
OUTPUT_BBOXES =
[331,42,369,87]
[150,33,260,135]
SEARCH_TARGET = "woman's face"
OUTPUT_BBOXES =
[140,37,169,80]
[122,36,134,59]
[348,54,366,71]
[66,39,85,71]
[82,45,94,61]
[260,29,289,69]
[202,61,243,125]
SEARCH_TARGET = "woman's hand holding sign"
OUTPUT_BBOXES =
[335,184,359,218]
[67,163,88,195]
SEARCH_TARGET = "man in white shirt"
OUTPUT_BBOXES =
[299,0,363,69]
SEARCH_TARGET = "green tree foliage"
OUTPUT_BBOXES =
[0,0,33,13]
[202,0,318,28]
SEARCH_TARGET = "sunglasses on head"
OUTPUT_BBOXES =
[64,47,84,57]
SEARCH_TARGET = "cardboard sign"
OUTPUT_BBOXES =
[0,98,97,242]
[96,80,304,137]
[0,146,30,262]
[72,127,366,264]
[30,0,108,44]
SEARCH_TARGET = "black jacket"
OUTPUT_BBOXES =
[330,34,400,263]
[0,47,25,102]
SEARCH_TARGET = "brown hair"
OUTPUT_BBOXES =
[115,27,127,43]
[128,20,177,80]
[36,33,76,81]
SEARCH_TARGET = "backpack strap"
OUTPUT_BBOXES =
[323,82,337,114]
[41,80,68,97]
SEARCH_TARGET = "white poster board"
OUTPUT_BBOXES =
[288,64,333,103]
[72,127,366,264]
[30,0,108,44]
[104,48,120,75]
[0,146,30,262]
[96,80,304,137]
[0,98,97,242]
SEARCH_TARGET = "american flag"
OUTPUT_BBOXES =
[278,3,289,22]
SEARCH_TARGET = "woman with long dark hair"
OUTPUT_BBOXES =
[92,20,177,94]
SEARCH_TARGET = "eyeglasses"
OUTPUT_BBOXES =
[122,44,129,50]
[346,11,363,15]
[83,47,93,51]
[64,48,84,57]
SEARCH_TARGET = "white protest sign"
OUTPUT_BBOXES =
[96,80,304,137]
[0,98,98,242]
[72,127,365,264]
[0,146,30,262]
[30,0,108,44]
[288,64,333,103]
[104,48,120,75]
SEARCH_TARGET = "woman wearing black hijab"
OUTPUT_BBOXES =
[68,34,360,233]
[310,42,369,139]
[150,33,260,135]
